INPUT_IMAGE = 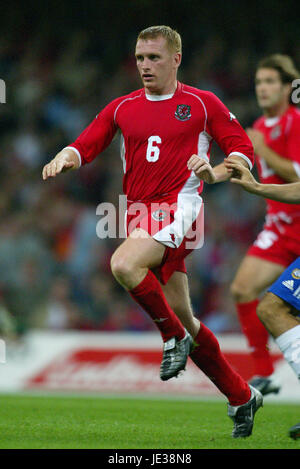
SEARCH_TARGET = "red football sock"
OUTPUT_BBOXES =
[236,299,274,377]
[190,323,251,406]
[129,270,185,342]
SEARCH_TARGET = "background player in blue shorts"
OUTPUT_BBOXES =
[224,158,300,440]
[268,258,300,316]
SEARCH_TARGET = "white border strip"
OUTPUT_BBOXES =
[228,151,253,170]
[293,162,300,179]
[64,146,82,167]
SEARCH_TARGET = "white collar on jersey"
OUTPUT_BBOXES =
[145,92,175,101]
[264,116,280,127]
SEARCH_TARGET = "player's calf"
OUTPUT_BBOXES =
[257,292,298,338]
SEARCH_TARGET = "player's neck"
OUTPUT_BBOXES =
[145,80,177,96]
[263,101,290,118]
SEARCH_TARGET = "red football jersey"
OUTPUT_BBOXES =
[254,105,300,215]
[67,81,253,202]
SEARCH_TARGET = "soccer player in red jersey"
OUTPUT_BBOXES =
[42,25,262,437]
[224,159,300,439]
[229,55,300,395]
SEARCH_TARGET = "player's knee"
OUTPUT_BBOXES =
[257,293,280,324]
[230,280,256,303]
[230,280,243,301]
[110,254,134,283]
[256,297,270,324]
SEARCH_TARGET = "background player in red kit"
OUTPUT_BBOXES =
[229,55,300,395]
[224,159,300,439]
[42,25,262,437]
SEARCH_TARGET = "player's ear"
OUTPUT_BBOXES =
[174,53,182,69]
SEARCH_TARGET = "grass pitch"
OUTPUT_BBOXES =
[0,393,299,449]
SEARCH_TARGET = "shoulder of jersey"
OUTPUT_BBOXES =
[289,105,300,119]
[109,88,144,108]
[252,115,265,128]
[285,106,300,134]
[181,83,216,101]
[123,88,144,99]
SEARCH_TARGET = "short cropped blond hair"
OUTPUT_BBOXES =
[137,25,182,54]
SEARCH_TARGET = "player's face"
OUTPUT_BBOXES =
[255,68,290,110]
[135,36,181,95]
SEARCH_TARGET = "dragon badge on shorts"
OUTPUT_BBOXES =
[152,209,167,221]
[175,104,191,121]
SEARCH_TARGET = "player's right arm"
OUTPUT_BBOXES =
[225,160,300,204]
[42,97,121,180]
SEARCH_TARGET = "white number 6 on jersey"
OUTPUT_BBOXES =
[146,136,161,162]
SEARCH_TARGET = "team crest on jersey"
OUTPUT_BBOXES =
[270,125,281,140]
[292,269,300,280]
[175,104,191,121]
[152,209,167,221]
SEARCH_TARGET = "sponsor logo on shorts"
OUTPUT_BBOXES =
[95,195,205,249]
[293,285,300,300]
[282,279,294,291]
[152,209,167,221]
[175,104,191,121]
[291,269,300,280]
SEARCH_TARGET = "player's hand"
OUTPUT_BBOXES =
[42,151,75,180]
[187,155,217,184]
[246,128,265,153]
[224,159,259,193]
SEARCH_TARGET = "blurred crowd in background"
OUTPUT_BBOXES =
[0,1,299,338]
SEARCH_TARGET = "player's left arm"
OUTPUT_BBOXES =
[188,92,254,184]
[247,127,300,183]
[187,153,248,183]
[210,153,250,182]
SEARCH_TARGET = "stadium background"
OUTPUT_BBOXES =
[0,1,299,344]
